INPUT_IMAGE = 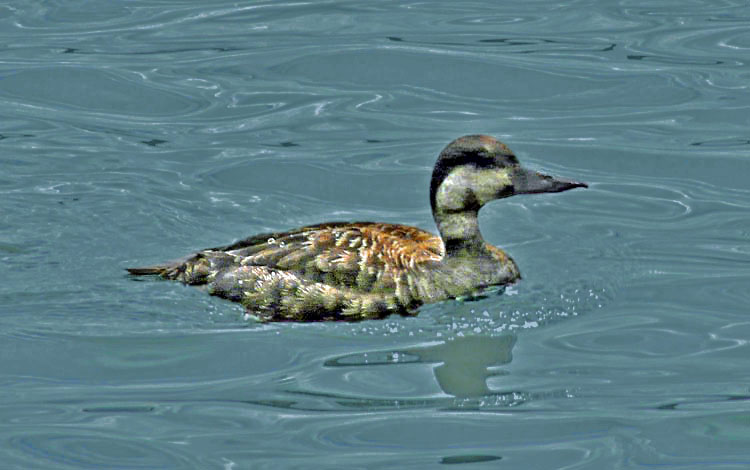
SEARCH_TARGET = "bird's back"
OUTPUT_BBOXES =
[214,222,444,289]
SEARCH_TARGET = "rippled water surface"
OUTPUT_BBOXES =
[3,0,750,468]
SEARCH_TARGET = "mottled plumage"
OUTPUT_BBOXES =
[128,135,586,322]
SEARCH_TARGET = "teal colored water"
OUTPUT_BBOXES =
[2,0,750,468]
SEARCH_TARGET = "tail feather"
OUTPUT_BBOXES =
[127,256,189,277]
[126,266,169,276]
[125,266,167,276]
[126,252,234,284]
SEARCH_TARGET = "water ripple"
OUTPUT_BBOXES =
[6,430,196,469]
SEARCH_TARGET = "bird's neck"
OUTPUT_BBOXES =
[434,208,491,258]
[431,166,505,258]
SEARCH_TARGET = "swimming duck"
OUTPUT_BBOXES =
[128,135,586,322]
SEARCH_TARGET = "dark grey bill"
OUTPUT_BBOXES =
[511,167,588,195]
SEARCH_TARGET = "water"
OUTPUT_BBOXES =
[2,0,749,468]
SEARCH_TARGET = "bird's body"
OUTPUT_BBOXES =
[128,135,586,322]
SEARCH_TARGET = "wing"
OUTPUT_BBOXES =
[210,222,444,294]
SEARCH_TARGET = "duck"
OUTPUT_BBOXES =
[127,135,586,322]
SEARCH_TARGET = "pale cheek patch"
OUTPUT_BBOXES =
[435,167,512,210]
[473,168,511,205]
[435,169,473,211]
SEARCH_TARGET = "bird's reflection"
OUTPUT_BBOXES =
[324,334,516,398]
